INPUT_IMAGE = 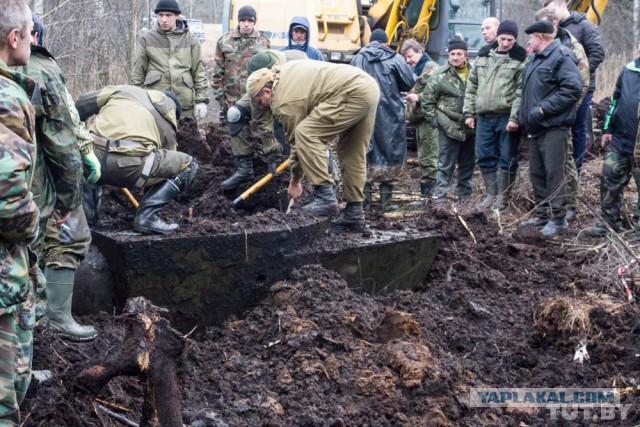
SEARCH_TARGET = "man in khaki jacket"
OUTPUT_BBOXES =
[246,61,380,232]
[76,85,198,234]
[131,0,208,120]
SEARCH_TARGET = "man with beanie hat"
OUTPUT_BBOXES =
[15,12,100,341]
[402,39,440,200]
[213,5,270,190]
[131,0,209,121]
[519,20,582,236]
[463,19,527,212]
[282,16,324,61]
[246,61,380,232]
[351,28,415,211]
[422,38,475,203]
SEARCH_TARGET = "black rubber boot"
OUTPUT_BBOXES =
[493,170,516,211]
[476,169,498,210]
[133,180,181,234]
[303,184,340,216]
[380,183,399,211]
[42,267,97,341]
[331,202,365,233]
[221,156,254,190]
[419,180,435,197]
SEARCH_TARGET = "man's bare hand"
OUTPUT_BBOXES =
[405,93,419,104]
[601,133,612,148]
[465,117,475,129]
[506,120,519,132]
[288,178,303,202]
[53,211,71,227]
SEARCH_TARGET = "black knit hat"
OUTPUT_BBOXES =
[31,12,44,47]
[525,20,554,34]
[162,91,182,120]
[154,0,181,14]
[497,20,518,38]
[238,5,257,23]
[448,38,468,52]
[369,28,388,44]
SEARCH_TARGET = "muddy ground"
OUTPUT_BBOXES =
[22,118,640,426]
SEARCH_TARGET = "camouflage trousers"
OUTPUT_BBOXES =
[231,95,280,157]
[0,313,33,425]
[565,133,580,209]
[415,120,439,182]
[44,205,92,271]
[599,151,634,230]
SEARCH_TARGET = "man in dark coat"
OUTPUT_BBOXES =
[351,29,415,210]
[519,20,582,236]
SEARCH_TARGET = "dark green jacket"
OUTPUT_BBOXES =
[131,20,208,114]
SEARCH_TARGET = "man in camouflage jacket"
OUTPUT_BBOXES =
[0,1,40,423]
[16,12,98,341]
[463,20,527,212]
[213,5,270,190]
[131,0,209,120]
[421,38,475,202]
[402,39,440,199]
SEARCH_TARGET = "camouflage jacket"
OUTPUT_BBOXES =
[211,28,270,106]
[463,45,527,123]
[557,28,590,102]
[421,62,474,141]
[76,85,178,155]
[406,59,439,124]
[0,62,40,313]
[16,46,84,218]
[131,20,209,114]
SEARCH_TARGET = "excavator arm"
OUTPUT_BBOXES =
[367,0,437,48]
[567,0,608,25]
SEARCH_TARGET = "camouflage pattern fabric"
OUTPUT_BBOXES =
[231,93,280,156]
[406,60,439,124]
[415,121,439,181]
[211,28,270,107]
[45,205,91,271]
[15,46,84,219]
[131,20,209,114]
[463,48,526,122]
[0,61,40,425]
[599,151,634,230]
[421,62,474,142]
[558,29,590,102]
[565,135,580,208]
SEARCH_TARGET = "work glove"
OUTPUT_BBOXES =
[83,151,102,184]
[267,152,281,177]
[429,117,438,129]
[195,103,207,121]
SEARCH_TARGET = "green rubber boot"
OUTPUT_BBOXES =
[42,267,97,341]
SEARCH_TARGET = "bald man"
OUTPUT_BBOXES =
[481,17,500,44]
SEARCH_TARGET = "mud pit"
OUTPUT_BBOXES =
[23,120,640,425]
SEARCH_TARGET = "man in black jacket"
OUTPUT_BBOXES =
[519,20,582,236]
[543,0,605,177]
[584,56,640,237]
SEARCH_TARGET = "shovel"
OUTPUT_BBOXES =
[232,159,290,207]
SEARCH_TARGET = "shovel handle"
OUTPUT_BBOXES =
[121,188,139,209]
[233,159,290,206]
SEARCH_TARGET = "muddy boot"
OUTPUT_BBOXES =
[302,184,339,216]
[419,179,435,198]
[541,218,568,236]
[493,170,516,212]
[476,169,498,210]
[221,156,254,191]
[133,180,181,234]
[380,183,399,211]
[42,267,97,341]
[331,202,365,233]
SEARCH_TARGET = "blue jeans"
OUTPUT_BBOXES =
[571,90,593,174]
[475,114,520,172]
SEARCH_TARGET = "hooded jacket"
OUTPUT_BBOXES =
[559,11,605,92]
[603,58,640,155]
[351,42,415,168]
[282,16,324,61]
[518,39,582,138]
[131,20,209,113]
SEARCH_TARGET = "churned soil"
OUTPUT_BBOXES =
[21,117,640,425]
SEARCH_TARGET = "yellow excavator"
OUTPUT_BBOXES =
[223,0,498,63]
[568,0,608,25]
